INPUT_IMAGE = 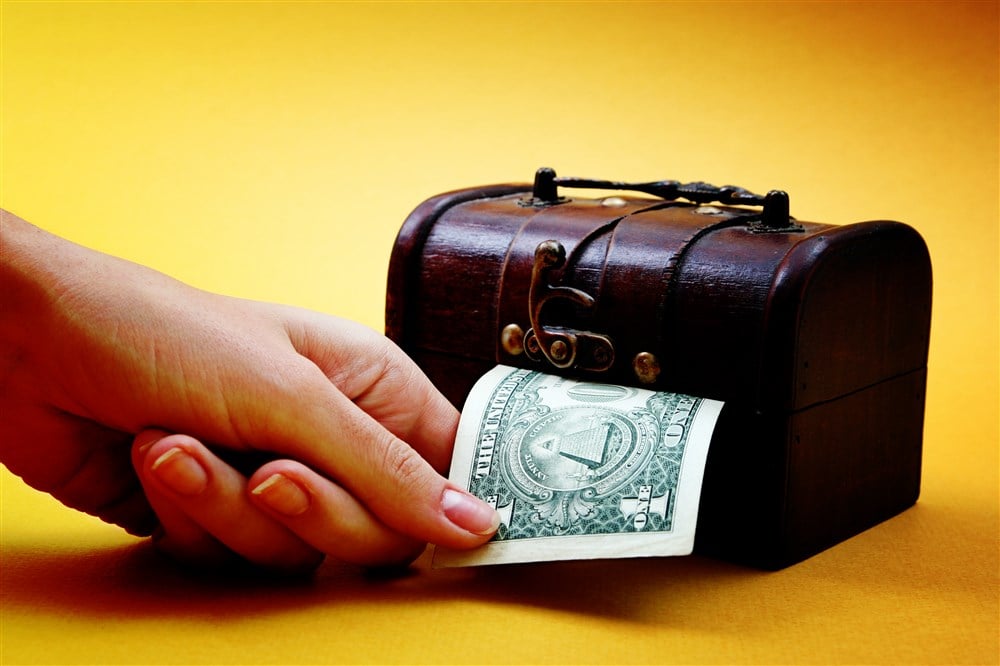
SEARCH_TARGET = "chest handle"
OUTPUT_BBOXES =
[522,167,798,232]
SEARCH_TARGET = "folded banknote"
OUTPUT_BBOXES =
[433,365,723,567]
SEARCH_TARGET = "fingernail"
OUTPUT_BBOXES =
[251,473,310,517]
[137,439,156,457]
[150,447,208,496]
[442,488,500,536]
[136,430,167,457]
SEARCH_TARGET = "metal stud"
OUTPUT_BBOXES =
[632,351,661,384]
[501,323,525,356]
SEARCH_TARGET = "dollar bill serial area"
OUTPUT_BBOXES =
[434,366,723,568]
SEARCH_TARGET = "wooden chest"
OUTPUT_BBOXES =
[386,168,932,569]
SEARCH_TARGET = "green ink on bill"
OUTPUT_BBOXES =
[433,366,723,567]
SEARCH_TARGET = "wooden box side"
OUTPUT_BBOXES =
[763,220,933,411]
[696,368,927,569]
[697,220,932,567]
[386,183,529,358]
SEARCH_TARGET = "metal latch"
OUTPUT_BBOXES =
[516,239,615,372]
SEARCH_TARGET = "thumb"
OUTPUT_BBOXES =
[253,359,500,550]
[283,312,459,472]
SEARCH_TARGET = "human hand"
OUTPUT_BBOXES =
[1,210,499,571]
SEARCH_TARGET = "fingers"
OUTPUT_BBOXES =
[132,431,235,567]
[132,430,426,571]
[247,461,426,566]
[133,430,322,572]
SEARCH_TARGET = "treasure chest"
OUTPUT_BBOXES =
[386,168,932,569]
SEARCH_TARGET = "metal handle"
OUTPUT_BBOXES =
[521,167,796,231]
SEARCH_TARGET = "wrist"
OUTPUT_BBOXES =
[0,210,52,351]
[0,210,101,367]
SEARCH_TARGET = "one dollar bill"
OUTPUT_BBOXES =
[433,365,723,567]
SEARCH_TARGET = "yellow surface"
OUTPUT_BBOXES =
[1,1,997,664]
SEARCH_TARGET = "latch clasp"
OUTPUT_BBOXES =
[519,240,615,372]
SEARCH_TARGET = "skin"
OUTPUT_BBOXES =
[0,209,499,572]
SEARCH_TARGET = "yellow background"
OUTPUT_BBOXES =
[1,1,997,664]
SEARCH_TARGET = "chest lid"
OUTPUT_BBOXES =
[387,169,932,412]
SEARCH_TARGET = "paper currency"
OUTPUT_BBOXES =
[433,365,723,567]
